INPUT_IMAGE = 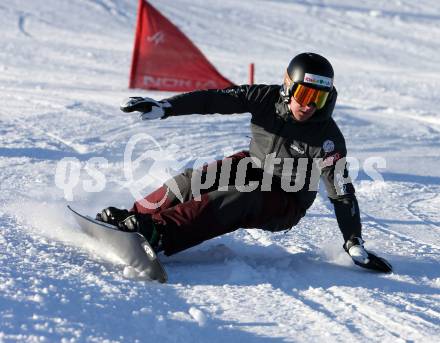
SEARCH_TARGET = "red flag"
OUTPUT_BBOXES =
[129,0,234,92]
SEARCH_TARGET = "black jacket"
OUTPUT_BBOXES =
[163,84,361,241]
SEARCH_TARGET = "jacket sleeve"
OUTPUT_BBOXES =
[321,156,362,242]
[162,85,253,116]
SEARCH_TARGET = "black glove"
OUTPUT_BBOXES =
[120,97,172,120]
[344,237,393,273]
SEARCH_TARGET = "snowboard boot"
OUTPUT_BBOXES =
[344,237,369,264]
[119,214,163,252]
[343,236,393,273]
[96,207,130,227]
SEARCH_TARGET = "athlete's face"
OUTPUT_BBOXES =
[289,96,317,122]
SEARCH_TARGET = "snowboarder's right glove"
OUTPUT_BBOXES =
[344,237,393,273]
[120,97,172,120]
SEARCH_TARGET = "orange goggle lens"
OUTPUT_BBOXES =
[293,84,329,109]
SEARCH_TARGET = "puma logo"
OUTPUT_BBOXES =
[290,144,305,154]
[147,31,165,45]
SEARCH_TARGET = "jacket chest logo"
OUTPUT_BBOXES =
[290,144,305,155]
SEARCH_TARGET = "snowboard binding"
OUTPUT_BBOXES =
[96,207,163,253]
[96,207,130,227]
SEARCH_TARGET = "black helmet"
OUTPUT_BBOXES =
[282,52,334,101]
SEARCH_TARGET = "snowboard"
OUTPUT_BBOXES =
[68,206,167,283]
[353,251,393,273]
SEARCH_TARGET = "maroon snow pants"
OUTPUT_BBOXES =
[131,151,303,256]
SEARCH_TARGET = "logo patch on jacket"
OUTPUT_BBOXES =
[323,140,335,153]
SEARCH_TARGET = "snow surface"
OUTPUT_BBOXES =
[1,0,440,341]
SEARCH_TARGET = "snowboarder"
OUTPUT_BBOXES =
[97,52,392,272]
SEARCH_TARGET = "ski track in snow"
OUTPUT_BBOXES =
[1,0,440,341]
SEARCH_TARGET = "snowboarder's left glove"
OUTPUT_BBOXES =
[120,97,172,120]
[344,237,392,273]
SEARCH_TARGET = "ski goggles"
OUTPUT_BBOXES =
[291,83,330,109]
[284,73,330,109]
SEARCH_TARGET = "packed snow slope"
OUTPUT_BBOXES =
[1,0,440,341]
